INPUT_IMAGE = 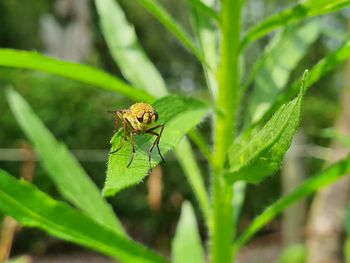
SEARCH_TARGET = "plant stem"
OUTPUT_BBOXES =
[211,0,241,262]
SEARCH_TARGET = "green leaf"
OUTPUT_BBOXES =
[278,244,307,263]
[172,201,205,263]
[104,96,209,196]
[94,0,167,97]
[174,139,210,223]
[6,89,124,234]
[232,181,246,228]
[319,128,350,148]
[187,0,220,22]
[240,0,350,49]
[254,38,350,130]
[234,155,350,250]
[188,0,218,97]
[244,20,320,126]
[137,0,208,66]
[345,238,350,263]
[0,49,153,102]
[0,169,167,263]
[227,72,306,183]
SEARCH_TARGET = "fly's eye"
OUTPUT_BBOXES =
[137,115,144,122]
[154,112,158,121]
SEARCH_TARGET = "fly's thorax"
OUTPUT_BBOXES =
[126,103,159,132]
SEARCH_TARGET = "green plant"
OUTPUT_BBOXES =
[1,0,350,262]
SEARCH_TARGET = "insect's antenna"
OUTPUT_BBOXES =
[107,110,118,114]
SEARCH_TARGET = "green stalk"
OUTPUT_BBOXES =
[211,1,241,262]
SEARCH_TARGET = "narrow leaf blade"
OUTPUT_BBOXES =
[241,0,350,49]
[188,0,218,97]
[174,140,210,223]
[104,96,209,196]
[172,201,204,263]
[234,156,350,249]
[6,89,124,234]
[0,169,167,263]
[94,0,167,97]
[0,49,152,102]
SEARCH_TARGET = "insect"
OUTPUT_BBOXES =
[109,102,165,168]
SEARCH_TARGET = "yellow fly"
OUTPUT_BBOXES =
[109,103,165,168]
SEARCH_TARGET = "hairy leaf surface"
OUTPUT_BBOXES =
[227,74,305,183]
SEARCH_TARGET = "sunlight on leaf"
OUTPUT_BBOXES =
[103,96,209,196]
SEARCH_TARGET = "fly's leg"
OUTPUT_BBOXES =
[146,124,165,167]
[110,118,128,154]
[127,131,135,167]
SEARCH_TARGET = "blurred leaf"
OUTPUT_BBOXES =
[234,155,350,250]
[6,256,31,263]
[187,0,220,22]
[0,169,167,263]
[232,181,246,228]
[188,0,218,97]
[104,96,209,196]
[188,129,213,163]
[6,89,124,234]
[320,128,350,148]
[278,244,307,263]
[255,38,350,129]
[346,205,350,235]
[137,0,208,66]
[345,237,350,263]
[175,139,210,223]
[227,73,305,183]
[0,49,152,102]
[240,0,350,49]
[94,0,167,97]
[172,201,205,263]
[244,20,320,127]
